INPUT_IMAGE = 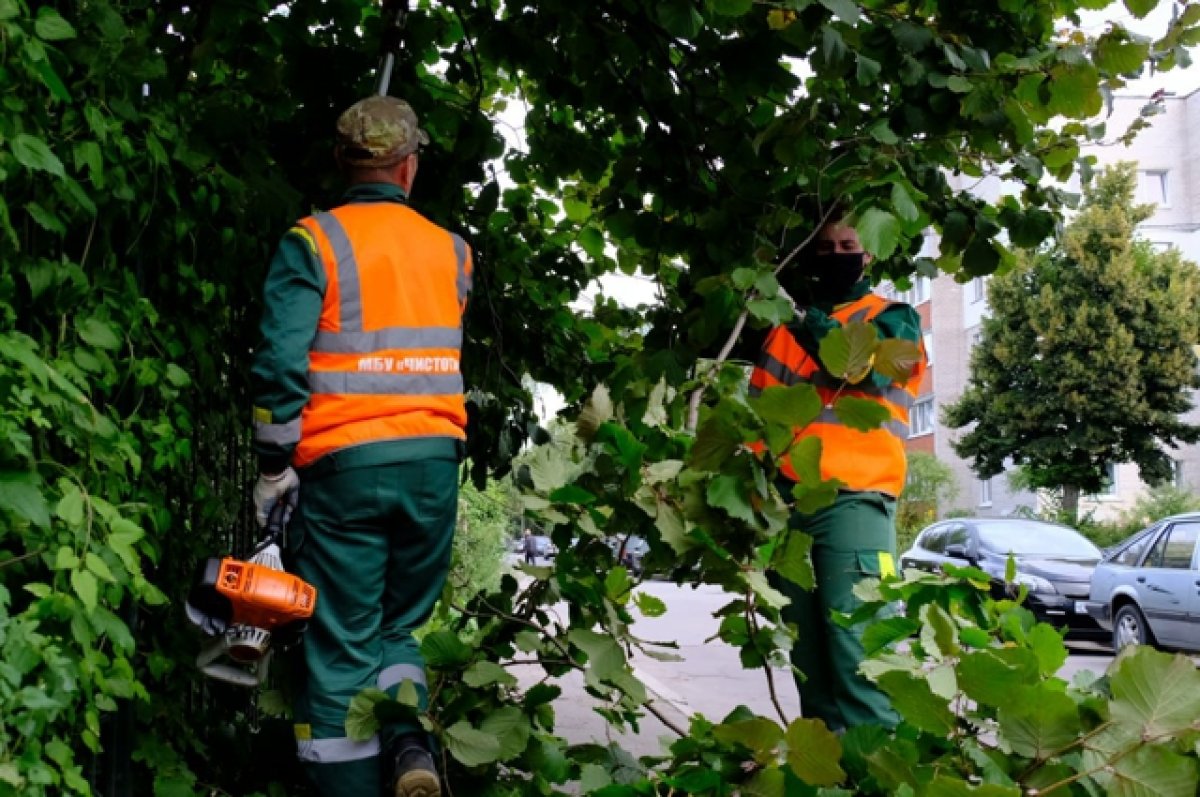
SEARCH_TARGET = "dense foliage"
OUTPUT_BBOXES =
[4,0,1200,794]
[896,451,959,550]
[944,163,1200,519]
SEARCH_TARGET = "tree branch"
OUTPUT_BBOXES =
[684,202,841,431]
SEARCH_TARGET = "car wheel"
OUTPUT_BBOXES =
[1112,603,1152,651]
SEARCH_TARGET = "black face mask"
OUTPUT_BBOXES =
[798,252,866,304]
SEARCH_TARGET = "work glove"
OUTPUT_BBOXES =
[253,467,299,528]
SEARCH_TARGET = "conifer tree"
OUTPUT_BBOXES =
[945,163,1200,518]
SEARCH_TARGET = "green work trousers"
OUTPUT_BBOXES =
[286,454,459,797]
[772,490,899,732]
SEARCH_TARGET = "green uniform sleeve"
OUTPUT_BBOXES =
[250,228,326,473]
[789,301,923,390]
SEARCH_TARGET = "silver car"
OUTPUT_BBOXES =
[1084,512,1200,652]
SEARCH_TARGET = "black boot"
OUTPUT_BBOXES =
[388,734,441,797]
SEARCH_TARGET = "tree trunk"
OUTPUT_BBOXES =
[1061,485,1081,522]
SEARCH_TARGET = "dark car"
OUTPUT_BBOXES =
[900,518,1105,639]
[1084,512,1200,652]
[606,535,650,575]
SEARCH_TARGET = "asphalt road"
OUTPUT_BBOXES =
[523,578,1120,758]
[626,581,1116,721]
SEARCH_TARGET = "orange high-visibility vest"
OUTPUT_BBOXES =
[290,202,471,468]
[749,294,926,497]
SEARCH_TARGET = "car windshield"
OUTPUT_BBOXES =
[977,522,1101,558]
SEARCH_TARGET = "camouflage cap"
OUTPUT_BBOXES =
[335,96,430,167]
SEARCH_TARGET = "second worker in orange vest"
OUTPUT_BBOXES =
[250,96,469,797]
[753,217,927,732]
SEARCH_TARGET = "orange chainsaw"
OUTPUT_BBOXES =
[186,499,317,687]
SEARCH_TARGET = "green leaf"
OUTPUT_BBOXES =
[445,720,503,767]
[10,134,65,178]
[605,566,633,602]
[787,436,822,483]
[874,339,923,384]
[832,396,892,432]
[1048,63,1102,118]
[1103,744,1199,797]
[714,718,784,764]
[479,706,531,761]
[748,296,795,325]
[772,531,815,589]
[688,414,742,472]
[877,671,955,735]
[645,459,683,483]
[634,592,667,617]
[997,688,1080,759]
[56,485,85,526]
[709,0,753,15]
[856,208,901,259]
[32,58,71,102]
[54,546,81,570]
[71,569,98,611]
[35,7,77,40]
[819,321,878,381]
[743,570,789,610]
[463,660,517,689]
[85,552,116,582]
[577,384,613,441]
[1026,623,1068,676]
[1109,646,1200,737]
[0,470,51,528]
[549,484,596,505]
[1093,34,1150,74]
[78,317,122,350]
[862,617,919,656]
[956,648,1039,708]
[0,0,18,21]
[568,628,626,681]
[818,0,860,24]
[345,688,387,740]
[707,474,757,524]
[656,501,693,553]
[890,183,920,223]
[791,480,841,514]
[751,384,822,429]
[420,630,473,668]
[657,0,704,38]
[785,718,846,786]
[26,202,65,234]
[1123,0,1156,19]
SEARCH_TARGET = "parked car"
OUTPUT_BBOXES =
[606,535,650,575]
[900,517,1105,639]
[1084,512,1200,652]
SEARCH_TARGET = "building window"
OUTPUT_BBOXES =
[1135,169,1169,207]
[971,277,986,303]
[1171,459,1183,488]
[897,276,930,306]
[969,327,984,350]
[923,331,934,366]
[979,478,993,507]
[909,397,935,438]
[1092,463,1118,498]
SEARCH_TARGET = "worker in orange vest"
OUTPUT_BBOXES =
[250,95,470,797]
[752,217,926,732]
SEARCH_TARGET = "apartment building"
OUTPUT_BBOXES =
[900,88,1200,520]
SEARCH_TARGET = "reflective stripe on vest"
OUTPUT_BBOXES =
[255,417,302,446]
[749,293,926,495]
[295,734,380,764]
[294,203,469,467]
[378,663,428,692]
